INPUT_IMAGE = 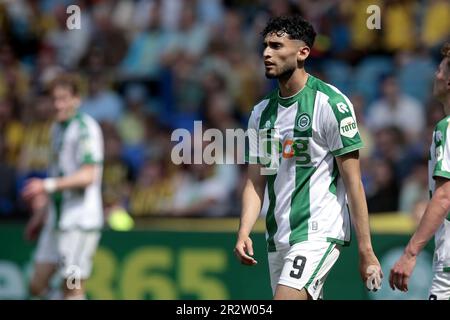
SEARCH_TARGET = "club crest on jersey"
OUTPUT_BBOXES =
[339,117,358,138]
[264,120,272,128]
[297,113,311,131]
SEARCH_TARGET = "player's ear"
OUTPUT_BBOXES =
[297,45,310,63]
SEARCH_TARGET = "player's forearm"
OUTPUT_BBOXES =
[238,179,264,238]
[47,165,98,192]
[347,180,373,253]
[406,189,450,257]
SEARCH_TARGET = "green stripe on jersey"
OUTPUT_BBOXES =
[259,97,279,252]
[289,87,316,245]
[52,191,63,229]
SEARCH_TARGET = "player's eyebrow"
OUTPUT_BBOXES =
[263,40,283,47]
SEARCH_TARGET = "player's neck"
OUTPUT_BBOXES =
[442,94,450,116]
[278,68,308,98]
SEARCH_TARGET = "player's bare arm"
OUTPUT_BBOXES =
[336,150,383,287]
[22,164,99,201]
[235,163,266,266]
[24,194,48,241]
[390,177,450,292]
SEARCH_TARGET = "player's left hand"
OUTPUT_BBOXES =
[22,178,46,202]
[359,251,383,292]
[389,251,416,292]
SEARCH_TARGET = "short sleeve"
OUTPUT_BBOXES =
[323,97,364,157]
[77,121,104,165]
[433,120,450,180]
[245,109,260,164]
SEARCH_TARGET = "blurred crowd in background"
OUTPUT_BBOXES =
[0,0,449,222]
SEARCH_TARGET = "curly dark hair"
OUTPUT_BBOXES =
[442,42,450,59]
[261,15,316,48]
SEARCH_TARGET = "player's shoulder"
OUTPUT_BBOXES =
[72,112,102,136]
[77,112,101,128]
[306,74,352,110]
[249,90,277,116]
[435,116,450,133]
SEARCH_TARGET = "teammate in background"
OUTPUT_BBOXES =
[234,15,382,300]
[22,73,104,300]
[390,42,450,299]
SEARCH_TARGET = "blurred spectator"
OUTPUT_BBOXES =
[399,159,429,213]
[117,83,149,146]
[367,74,425,143]
[382,0,417,52]
[119,0,170,79]
[101,122,131,216]
[164,1,210,61]
[44,2,92,68]
[17,94,52,176]
[0,44,30,104]
[79,72,124,123]
[367,159,400,213]
[128,157,178,217]
[0,98,24,166]
[341,0,383,52]
[0,136,18,217]
[420,0,450,49]
[82,2,128,69]
[372,126,420,181]
[171,162,238,217]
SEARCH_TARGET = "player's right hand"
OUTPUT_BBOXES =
[234,236,257,266]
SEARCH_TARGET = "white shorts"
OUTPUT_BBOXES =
[35,224,100,280]
[429,271,450,300]
[268,241,340,300]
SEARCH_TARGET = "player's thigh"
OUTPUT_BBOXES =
[57,229,101,281]
[274,284,310,300]
[429,271,450,300]
[31,225,58,295]
[276,241,340,300]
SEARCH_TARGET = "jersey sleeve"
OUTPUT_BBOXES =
[245,109,260,164]
[433,120,450,179]
[323,96,364,157]
[77,121,104,165]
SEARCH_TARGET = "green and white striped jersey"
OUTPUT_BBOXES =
[47,112,104,230]
[428,115,450,272]
[247,74,363,252]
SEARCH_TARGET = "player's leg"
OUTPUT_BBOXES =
[58,229,101,299]
[273,241,340,300]
[274,284,310,300]
[29,262,57,297]
[29,223,59,298]
[429,271,450,300]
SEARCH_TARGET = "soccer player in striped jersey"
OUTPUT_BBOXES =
[234,15,382,300]
[390,42,450,299]
[22,73,104,299]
